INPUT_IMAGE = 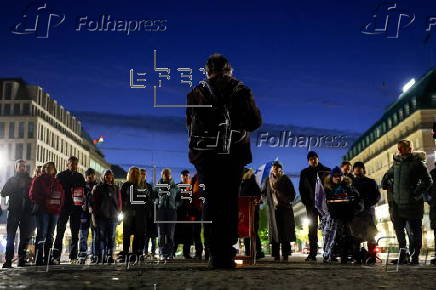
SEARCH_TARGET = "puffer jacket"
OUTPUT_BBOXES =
[384,151,433,219]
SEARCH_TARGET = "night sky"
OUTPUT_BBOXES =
[1,0,435,184]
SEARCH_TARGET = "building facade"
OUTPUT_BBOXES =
[344,69,436,249]
[0,78,110,186]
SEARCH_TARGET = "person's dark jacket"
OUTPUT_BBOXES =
[84,181,97,213]
[299,163,330,208]
[186,74,262,166]
[92,182,121,220]
[1,172,33,214]
[352,176,381,211]
[56,169,86,209]
[323,176,360,221]
[239,171,261,198]
[429,168,436,229]
[121,182,149,214]
[384,152,433,219]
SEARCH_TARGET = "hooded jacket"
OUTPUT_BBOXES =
[186,75,262,166]
[1,172,33,214]
[384,151,433,219]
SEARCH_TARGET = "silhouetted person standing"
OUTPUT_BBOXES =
[299,151,330,261]
[186,54,262,269]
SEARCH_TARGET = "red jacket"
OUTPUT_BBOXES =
[29,173,65,215]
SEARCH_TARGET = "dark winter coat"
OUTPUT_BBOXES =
[323,176,361,221]
[1,172,33,214]
[350,175,380,241]
[262,174,296,243]
[56,169,86,209]
[91,182,121,220]
[384,152,433,219]
[239,171,261,198]
[186,74,262,166]
[299,163,330,208]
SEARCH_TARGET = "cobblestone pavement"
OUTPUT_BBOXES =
[0,255,435,289]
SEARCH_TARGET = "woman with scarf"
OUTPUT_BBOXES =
[262,161,296,261]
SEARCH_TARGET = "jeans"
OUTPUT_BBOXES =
[196,160,244,263]
[79,212,95,258]
[157,208,176,258]
[53,206,82,260]
[5,210,34,263]
[95,218,116,260]
[35,213,59,264]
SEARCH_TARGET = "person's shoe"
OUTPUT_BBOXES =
[2,261,13,268]
[52,259,60,265]
[194,254,202,260]
[17,259,27,267]
[208,258,236,269]
[70,259,79,265]
[365,256,377,265]
[273,256,280,261]
[256,252,265,259]
[430,258,436,265]
[107,257,115,264]
[305,254,317,262]
[282,256,289,262]
[184,255,193,260]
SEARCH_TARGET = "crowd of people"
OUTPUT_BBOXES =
[0,157,220,267]
[1,54,436,270]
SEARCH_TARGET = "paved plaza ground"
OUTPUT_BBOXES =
[0,254,435,289]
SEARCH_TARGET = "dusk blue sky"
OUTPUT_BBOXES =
[1,0,436,184]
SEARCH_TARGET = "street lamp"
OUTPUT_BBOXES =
[402,78,416,93]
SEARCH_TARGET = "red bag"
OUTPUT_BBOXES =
[72,187,85,206]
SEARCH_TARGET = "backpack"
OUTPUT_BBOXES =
[188,80,246,154]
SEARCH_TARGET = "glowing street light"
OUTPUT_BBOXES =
[402,78,416,93]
